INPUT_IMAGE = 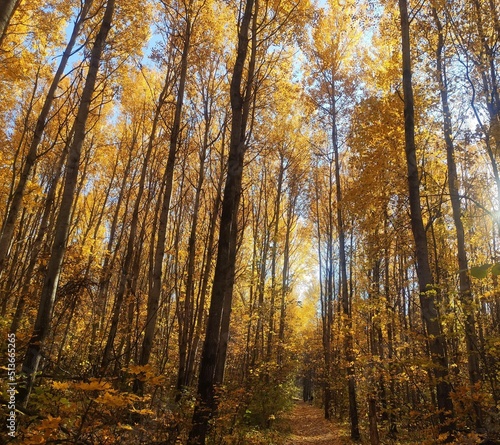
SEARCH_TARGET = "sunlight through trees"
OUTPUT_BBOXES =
[0,0,499,443]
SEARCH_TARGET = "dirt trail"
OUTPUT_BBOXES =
[282,402,347,445]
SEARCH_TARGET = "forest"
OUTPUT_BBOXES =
[0,0,499,443]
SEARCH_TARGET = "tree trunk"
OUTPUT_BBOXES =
[185,152,225,387]
[177,110,210,395]
[432,4,483,429]
[0,0,21,47]
[266,155,284,360]
[278,187,295,365]
[398,0,453,432]
[101,76,169,372]
[17,0,115,407]
[188,0,255,442]
[0,0,92,274]
[368,397,380,445]
[135,16,191,395]
[331,79,360,440]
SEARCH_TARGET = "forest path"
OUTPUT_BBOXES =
[281,401,347,445]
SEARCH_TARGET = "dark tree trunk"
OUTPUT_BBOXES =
[278,185,296,365]
[331,90,360,441]
[398,0,454,432]
[188,0,255,442]
[432,4,482,428]
[266,155,284,360]
[314,162,335,421]
[135,15,191,396]
[0,0,92,274]
[176,100,211,395]
[0,0,21,47]
[185,154,224,387]
[17,0,115,407]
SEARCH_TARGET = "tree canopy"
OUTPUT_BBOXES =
[1,0,499,443]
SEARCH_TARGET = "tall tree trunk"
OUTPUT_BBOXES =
[253,217,269,364]
[0,0,21,47]
[214,0,258,387]
[432,4,483,429]
[17,0,115,407]
[266,155,284,360]
[188,0,255,442]
[185,143,225,387]
[0,0,92,274]
[384,218,398,437]
[135,15,191,395]
[101,77,169,371]
[314,160,335,420]
[331,85,360,440]
[177,115,209,395]
[278,187,295,365]
[398,0,453,432]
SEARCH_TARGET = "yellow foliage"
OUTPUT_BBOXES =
[126,363,153,375]
[95,391,131,408]
[73,378,112,391]
[51,381,70,391]
[24,415,62,444]
[131,407,156,415]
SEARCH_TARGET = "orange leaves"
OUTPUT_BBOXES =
[73,378,112,392]
[25,377,159,443]
[39,414,61,431]
[51,381,70,391]
[124,364,166,385]
[22,415,62,445]
[95,390,140,408]
[49,377,146,411]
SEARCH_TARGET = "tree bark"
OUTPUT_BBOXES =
[432,4,483,430]
[135,14,191,395]
[0,0,92,274]
[188,0,255,442]
[17,0,115,407]
[0,0,21,48]
[331,85,360,441]
[398,0,453,432]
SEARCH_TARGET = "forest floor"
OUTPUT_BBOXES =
[280,401,349,445]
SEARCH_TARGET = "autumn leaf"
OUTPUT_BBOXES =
[73,379,111,391]
[470,264,492,279]
[52,381,70,391]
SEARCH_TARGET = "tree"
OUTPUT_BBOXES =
[398,0,454,432]
[18,0,115,406]
[431,1,482,429]
[0,0,20,47]
[188,0,256,441]
[0,0,93,275]
[305,0,361,438]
